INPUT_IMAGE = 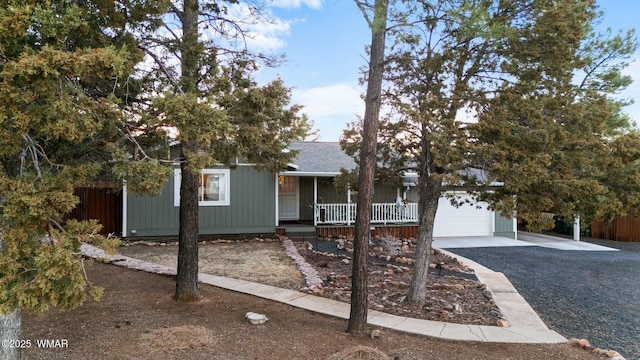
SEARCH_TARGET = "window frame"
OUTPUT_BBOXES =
[173,168,231,207]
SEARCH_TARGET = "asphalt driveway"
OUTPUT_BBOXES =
[448,238,640,359]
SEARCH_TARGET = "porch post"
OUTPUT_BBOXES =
[275,174,279,227]
[122,181,127,238]
[313,177,318,226]
[347,186,351,226]
[573,215,580,241]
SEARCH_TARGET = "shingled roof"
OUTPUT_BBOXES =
[284,141,493,186]
[286,141,356,175]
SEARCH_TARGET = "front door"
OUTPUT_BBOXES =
[278,176,299,220]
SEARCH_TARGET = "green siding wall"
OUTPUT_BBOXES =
[126,166,276,238]
[317,177,347,204]
[494,212,515,238]
[373,183,399,203]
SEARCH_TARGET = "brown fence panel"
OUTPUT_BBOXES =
[65,186,122,236]
[591,217,640,242]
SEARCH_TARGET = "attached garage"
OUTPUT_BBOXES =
[433,193,493,237]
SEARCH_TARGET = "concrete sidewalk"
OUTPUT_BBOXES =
[82,244,566,344]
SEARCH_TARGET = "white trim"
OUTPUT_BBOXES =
[171,162,256,167]
[280,171,504,187]
[233,163,264,167]
[174,168,231,207]
[280,171,340,177]
[122,181,128,238]
[275,173,279,226]
[313,177,318,226]
[277,176,300,220]
[491,208,495,234]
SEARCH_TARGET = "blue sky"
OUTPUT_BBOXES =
[245,0,640,141]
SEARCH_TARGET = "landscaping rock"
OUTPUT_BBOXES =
[606,350,621,358]
[453,303,463,315]
[291,238,502,326]
[577,339,590,348]
[244,312,268,325]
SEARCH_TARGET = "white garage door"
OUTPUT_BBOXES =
[433,193,493,237]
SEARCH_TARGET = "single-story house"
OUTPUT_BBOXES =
[120,141,516,239]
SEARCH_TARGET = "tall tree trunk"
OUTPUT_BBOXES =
[175,0,201,302]
[347,0,388,335]
[0,306,21,360]
[0,233,21,360]
[406,176,442,304]
[175,144,201,301]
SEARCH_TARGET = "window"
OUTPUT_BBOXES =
[174,169,230,206]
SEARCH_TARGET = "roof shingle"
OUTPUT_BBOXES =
[288,141,356,174]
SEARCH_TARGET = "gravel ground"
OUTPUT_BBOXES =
[447,238,640,359]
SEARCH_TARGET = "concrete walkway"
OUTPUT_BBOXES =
[81,244,566,344]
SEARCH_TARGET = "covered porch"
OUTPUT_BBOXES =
[276,173,419,239]
[277,174,417,227]
[276,142,420,235]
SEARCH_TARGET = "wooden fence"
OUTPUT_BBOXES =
[591,217,640,242]
[65,185,122,236]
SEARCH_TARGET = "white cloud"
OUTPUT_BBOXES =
[225,4,293,52]
[244,17,291,51]
[293,82,364,140]
[270,0,323,10]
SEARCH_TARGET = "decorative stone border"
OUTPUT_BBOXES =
[567,338,627,360]
[279,235,324,291]
[121,237,280,247]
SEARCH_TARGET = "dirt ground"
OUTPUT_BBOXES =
[118,241,306,290]
[19,239,602,360]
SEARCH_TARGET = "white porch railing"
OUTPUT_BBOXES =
[315,203,418,225]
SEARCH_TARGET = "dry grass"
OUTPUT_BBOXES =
[139,326,217,353]
[326,346,393,360]
[118,241,306,290]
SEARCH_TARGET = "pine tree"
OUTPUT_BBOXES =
[116,0,313,302]
[0,1,156,358]
[342,0,638,305]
